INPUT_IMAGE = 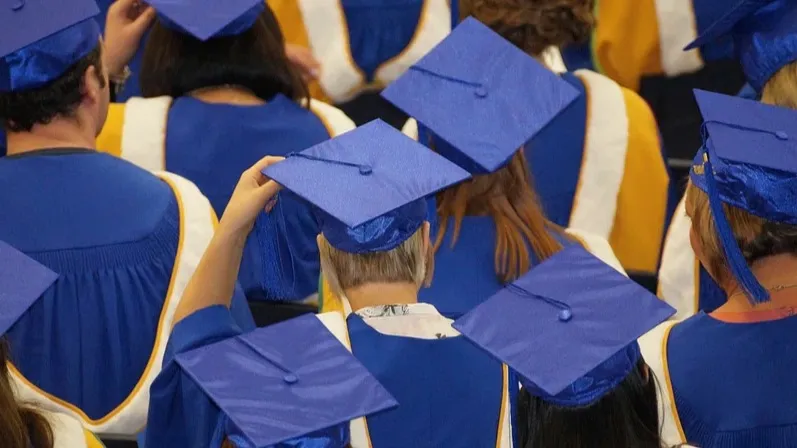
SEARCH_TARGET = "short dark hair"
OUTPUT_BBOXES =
[139,7,308,102]
[0,45,105,132]
[518,360,663,448]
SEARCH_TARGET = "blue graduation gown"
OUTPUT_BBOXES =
[0,151,254,423]
[525,73,587,228]
[650,313,797,446]
[144,307,350,448]
[144,306,243,448]
[347,313,513,447]
[101,95,339,302]
[420,216,573,319]
[268,0,451,105]
[162,95,334,301]
[525,71,675,274]
[558,0,731,89]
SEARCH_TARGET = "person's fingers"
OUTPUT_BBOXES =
[131,6,156,32]
[264,196,278,214]
[244,156,284,185]
[295,55,320,78]
[293,52,319,70]
[286,45,320,78]
[254,180,283,206]
[109,0,135,17]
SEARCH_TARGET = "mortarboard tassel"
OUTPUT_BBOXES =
[703,153,770,303]
[237,335,299,384]
[286,152,373,175]
[254,200,301,300]
[505,283,573,322]
[408,65,487,95]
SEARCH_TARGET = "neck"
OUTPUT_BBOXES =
[344,282,419,312]
[718,254,797,312]
[189,85,265,106]
[5,120,95,156]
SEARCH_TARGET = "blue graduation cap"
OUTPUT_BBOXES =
[0,241,58,336]
[453,245,675,406]
[690,89,797,303]
[144,0,264,41]
[685,0,797,92]
[263,119,471,254]
[381,17,579,174]
[0,0,101,92]
[175,314,397,447]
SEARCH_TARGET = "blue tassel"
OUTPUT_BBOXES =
[255,196,296,300]
[703,156,769,303]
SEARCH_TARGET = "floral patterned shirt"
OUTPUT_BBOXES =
[353,303,460,340]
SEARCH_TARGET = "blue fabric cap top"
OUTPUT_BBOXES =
[0,241,58,336]
[453,245,675,407]
[690,89,797,303]
[144,0,264,41]
[175,314,398,447]
[263,120,471,254]
[685,0,797,92]
[381,17,580,174]
[0,0,101,92]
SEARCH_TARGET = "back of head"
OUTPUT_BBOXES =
[518,360,661,448]
[0,44,106,134]
[319,225,433,299]
[435,149,564,283]
[458,0,594,57]
[140,8,308,102]
[685,180,797,287]
[0,340,53,448]
[761,61,797,109]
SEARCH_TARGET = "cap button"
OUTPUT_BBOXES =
[776,131,789,140]
[558,309,572,322]
[11,0,24,10]
[359,165,373,175]
[283,374,298,384]
[475,86,488,98]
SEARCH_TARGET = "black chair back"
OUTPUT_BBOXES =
[248,300,317,327]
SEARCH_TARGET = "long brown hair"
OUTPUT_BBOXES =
[435,150,565,283]
[139,7,309,102]
[0,340,53,448]
[459,0,594,57]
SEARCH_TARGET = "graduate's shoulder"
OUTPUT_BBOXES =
[571,69,658,128]
[564,227,625,274]
[0,151,181,249]
[41,409,103,448]
[302,98,356,137]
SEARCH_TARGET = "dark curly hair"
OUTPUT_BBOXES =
[0,45,105,133]
[459,0,595,56]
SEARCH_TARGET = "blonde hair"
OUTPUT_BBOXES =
[761,61,797,109]
[685,181,797,284]
[318,226,433,298]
